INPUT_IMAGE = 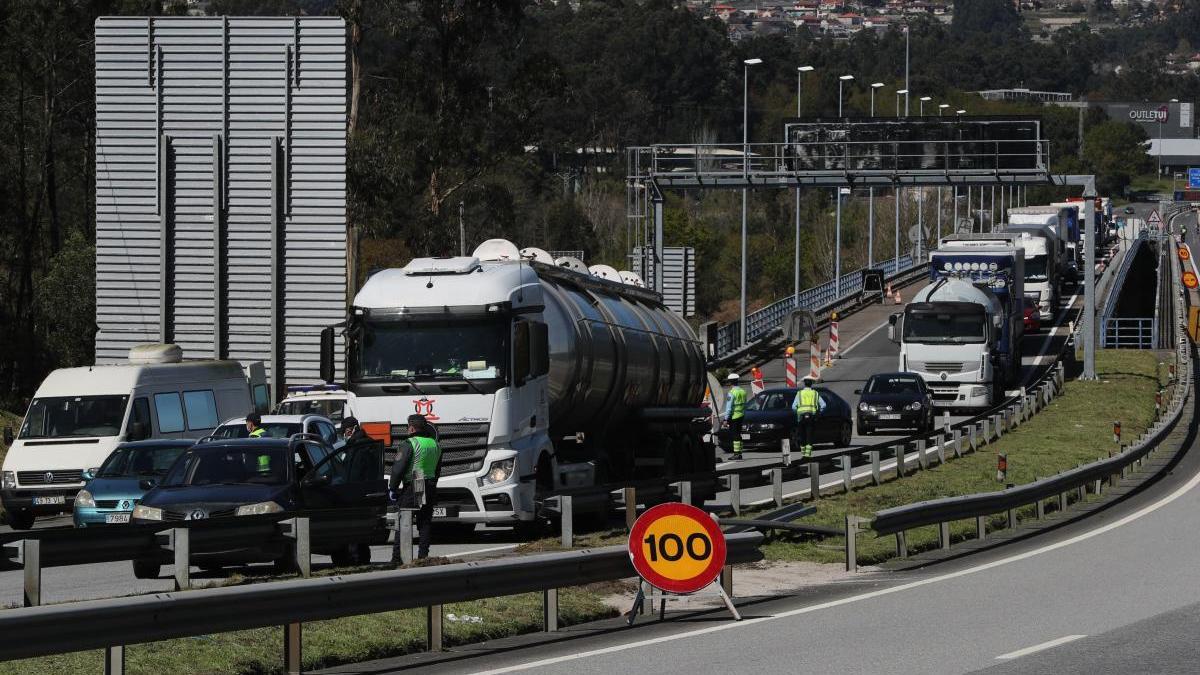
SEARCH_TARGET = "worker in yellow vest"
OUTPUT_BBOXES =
[723,373,747,460]
[792,377,825,458]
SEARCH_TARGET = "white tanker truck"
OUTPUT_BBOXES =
[318,239,714,528]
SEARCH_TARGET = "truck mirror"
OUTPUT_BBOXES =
[887,313,900,343]
[128,422,149,442]
[319,326,335,383]
[2,426,12,446]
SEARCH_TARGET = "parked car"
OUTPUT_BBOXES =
[274,384,355,427]
[130,435,386,578]
[1022,296,1043,333]
[212,414,340,447]
[718,387,853,451]
[1123,205,1135,214]
[855,372,935,435]
[73,439,194,527]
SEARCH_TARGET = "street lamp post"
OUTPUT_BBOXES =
[838,74,854,117]
[869,82,884,267]
[938,103,949,116]
[937,104,947,242]
[895,89,908,266]
[836,186,848,296]
[794,65,812,307]
[739,57,761,347]
[919,95,931,117]
[895,89,908,117]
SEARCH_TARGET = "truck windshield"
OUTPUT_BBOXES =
[903,311,986,344]
[1025,255,1048,281]
[353,319,509,382]
[19,395,129,440]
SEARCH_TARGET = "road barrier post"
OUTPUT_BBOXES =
[721,565,734,598]
[895,530,908,558]
[935,436,946,465]
[624,487,638,530]
[845,515,868,572]
[894,444,906,478]
[839,456,852,493]
[781,437,792,466]
[808,462,820,500]
[976,516,986,540]
[281,516,310,578]
[398,509,414,565]
[1035,482,1045,519]
[157,527,190,591]
[543,588,559,632]
[1059,491,1067,513]
[771,468,784,507]
[427,604,443,652]
[952,429,963,458]
[726,474,742,515]
[968,425,978,453]
[105,645,124,675]
[939,521,950,550]
[917,438,928,470]
[677,481,692,506]
[6,539,41,607]
[284,622,302,675]
[560,495,574,548]
[869,450,881,485]
[943,411,951,437]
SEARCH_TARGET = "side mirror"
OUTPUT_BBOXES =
[304,473,330,488]
[128,422,149,442]
[2,426,12,446]
[319,326,336,384]
[138,478,158,491]
[82,469,96,481]
[853,389,863,395]
[887,313,900,343]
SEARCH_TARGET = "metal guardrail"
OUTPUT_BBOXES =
[0,532,764,669]
[1102,318,1154,348]
[715,255,917,358]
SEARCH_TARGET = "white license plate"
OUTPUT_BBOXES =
[105,512,131,524]
[740,434,751,440]
[33,496,65,506]
[432,507,448,517]
[879,414,902,420]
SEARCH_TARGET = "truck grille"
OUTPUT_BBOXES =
[920,362,964,373]
[927,386,961,402]
[391,422,490,478]
[18,470,84,485]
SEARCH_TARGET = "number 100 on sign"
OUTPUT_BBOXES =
[628,503,727,594]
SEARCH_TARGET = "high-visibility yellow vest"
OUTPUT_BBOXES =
[729,386,747,420]
[795,388,819,415]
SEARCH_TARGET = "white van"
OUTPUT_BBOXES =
[1,344,268,529]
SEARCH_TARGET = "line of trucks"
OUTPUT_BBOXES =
[3,239,717,530]
[890,197,1112,411]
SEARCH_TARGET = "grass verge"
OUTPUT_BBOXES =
[759,349,1171,566]
[0,584,618,675]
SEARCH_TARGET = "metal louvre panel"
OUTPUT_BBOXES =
[95,16,346,387]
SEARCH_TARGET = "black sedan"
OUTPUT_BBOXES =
[855,372,935,435]
[130,436,386,578]
[720,387,853,451]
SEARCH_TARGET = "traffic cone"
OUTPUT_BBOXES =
[893,289,902,304]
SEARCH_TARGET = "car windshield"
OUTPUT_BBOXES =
[214,422,301,439]
[352,319,509,382]
[276,399,346,422]
[19,395,129,439]
[99,444,188,478]
[904,311,987,344]
[746,392,795,411]
[866,376,922,395]
[1025,255,1048,281]
[162,446,289,486]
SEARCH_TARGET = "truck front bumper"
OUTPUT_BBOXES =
[926,382,991,409]
[431,480,534,524]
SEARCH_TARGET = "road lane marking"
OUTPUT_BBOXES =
[471,426,1200,674]
[839,320,889,357]
[995,634,1086,660]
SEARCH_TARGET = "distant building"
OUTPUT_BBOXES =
[978,88,1075,103]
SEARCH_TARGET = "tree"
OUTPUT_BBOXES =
[1082,121,1153,195]
[951,0,1023,44]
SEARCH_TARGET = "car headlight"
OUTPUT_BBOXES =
[906,402,923,411]
[132,504,163,521]
[858,402,870,412]
[2,471,14,490]
[75,489,96,508]
[479,458,516,487]
[235,501,284,516]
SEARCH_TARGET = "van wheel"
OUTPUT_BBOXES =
[6,510,33,531]
[132,559,160,579]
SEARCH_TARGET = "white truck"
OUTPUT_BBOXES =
[1010,205,1076,283]
[320,239,713,528]
[892,245,1025,410]
[1,344,267,529]
[990,225,1062,320]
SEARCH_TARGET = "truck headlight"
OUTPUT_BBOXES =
[75,489,96,508]
[479,458,516,487]
[970,386,988,398]
[906,402,923,411]
[132,504,163,521]
[235,501,284,516]
[2,472,14,490]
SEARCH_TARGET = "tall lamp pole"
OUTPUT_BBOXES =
[919,95,931,117]
[838,74,854,117]
[795,66,813,306]
[868,82,884,267]
[894,89,908,266]
[836,74,854,295]
[938,104,948,240]
[739,57,761,347]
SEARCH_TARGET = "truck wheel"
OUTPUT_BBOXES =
[132,559,160,579]
[6,509,33,531]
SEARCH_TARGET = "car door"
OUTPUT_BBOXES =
[296,441,339,510]
[305,438,387,509]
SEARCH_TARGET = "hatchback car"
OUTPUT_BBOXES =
[213,414,340,447]
[73,440,194,527]
[1022,296,1042,333]
[130,435,386,578]
[855,372,935,435]
[719,387,853,451]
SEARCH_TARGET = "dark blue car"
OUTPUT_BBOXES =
[131,436,386,578]
[719,387,853,451]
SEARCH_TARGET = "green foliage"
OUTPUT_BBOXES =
[1083,120,1154,195]
[33,232,96,372]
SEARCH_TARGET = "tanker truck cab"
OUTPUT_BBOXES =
[332,239,712,527]
[2,344,261,530]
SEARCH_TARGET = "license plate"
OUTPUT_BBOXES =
[33,495,65,505]
[433,507,447,517]
[105,512,131,524]
[879,414,902,420]
[741,434,751,440]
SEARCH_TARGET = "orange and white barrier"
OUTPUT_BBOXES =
[784,350,797,387]
[823,348,832,368]
[751,366,765,394]
[893,289,902,304]
[809,340,821,380]
[829,312,840,358]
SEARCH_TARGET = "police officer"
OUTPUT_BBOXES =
[246,412,266,438]
[792,377,825,458]
[389,414,442,559]
[723,373,747,460]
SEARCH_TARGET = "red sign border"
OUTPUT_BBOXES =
[628,502,727,595]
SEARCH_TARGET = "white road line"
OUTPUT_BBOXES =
[1031,291,1079,368]
[470,434,1200,674]
[839,320,889,357]
[995,634,1087,660]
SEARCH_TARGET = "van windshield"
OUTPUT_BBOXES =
[19,396,129,440]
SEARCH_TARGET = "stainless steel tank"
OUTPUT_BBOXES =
[534,263,705,437]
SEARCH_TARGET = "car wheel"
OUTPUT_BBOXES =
[6,509,33,531]
[838,422,852,447]
[330,546,353,567]
[132,559,160,579]
[856,420,872,436]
